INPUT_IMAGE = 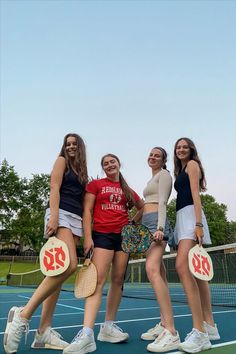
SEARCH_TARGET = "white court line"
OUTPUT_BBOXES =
[169,340,236,354]
[0,304,189,321]
[17,295,189,313]
[1,309,236,335]
[0,312,84,321]
[18,295,84,311]
[0,305,189,321]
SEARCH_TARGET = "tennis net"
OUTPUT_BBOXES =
[6,243,236,307]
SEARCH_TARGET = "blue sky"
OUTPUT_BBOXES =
[1,0,236,221]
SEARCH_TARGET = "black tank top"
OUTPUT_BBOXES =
[174,168,193,211]
[47,169,85,217]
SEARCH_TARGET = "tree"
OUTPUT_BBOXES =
[13,174,50,251]
[0,159,50,251]
[0,159,23,230]
[167,194,233,246]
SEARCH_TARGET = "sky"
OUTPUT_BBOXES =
[0,0,236,221]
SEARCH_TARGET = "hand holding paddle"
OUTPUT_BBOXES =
[121,222,168,254]
[188,244,214,281]
[74,251,97,299]
[39,236,70,277]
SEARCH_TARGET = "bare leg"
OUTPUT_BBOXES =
[196,278,215,326]
[146,242,176,334]
[20,228,78,320]
[38,236,80,332]
[105,251,129,321]
[176,240,205,332]
[38,287,61,332]
[83,248,114,328]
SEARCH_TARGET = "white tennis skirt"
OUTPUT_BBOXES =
[44,208,83,238]
[174,205,211,245]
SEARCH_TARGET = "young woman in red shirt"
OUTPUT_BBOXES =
[64,153,144,354]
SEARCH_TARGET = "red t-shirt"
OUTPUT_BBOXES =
[86,178,140,233]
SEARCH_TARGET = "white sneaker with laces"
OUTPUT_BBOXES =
[203,321,220,340]
[3,306,29,354]
[141,322,165,340]
[97,323,129,343]
[31,326,69,350]
[63,330,96,354]
[147,329,180,352]
[179,328,212,353]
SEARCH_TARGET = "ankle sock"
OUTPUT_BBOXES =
[82,327,93,336]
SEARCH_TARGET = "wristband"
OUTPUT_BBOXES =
[157,226,164,232]
[196,222,203,227]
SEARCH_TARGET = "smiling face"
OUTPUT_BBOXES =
[175,139,191,164]
[148,148,164,171]
[102,155,120,180]
[65,136,77,158]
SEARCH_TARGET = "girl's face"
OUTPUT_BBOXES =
[148,148,164,170]
[66,136,77,158]
[175,139,191,162]
[102,156,120,179]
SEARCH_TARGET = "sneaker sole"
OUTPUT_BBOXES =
[141,334,156,341]
[97,333,129,343]
[147,342,180,352]
[31,342,68,350]
[179,342,212,353]
[63,342,96,354]
[3,307,19,354]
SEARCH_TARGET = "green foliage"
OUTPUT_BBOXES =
[167,194,234,246]
[166,199,176,229]
[0,159,50,251]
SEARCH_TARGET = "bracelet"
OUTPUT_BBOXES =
[196,222,203,227]
[157,226,164,232]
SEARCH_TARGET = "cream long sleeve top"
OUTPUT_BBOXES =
[143,169,172,230]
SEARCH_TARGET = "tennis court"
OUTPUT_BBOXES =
[0,243,236,353]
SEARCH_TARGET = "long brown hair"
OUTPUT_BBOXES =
[101,153,135,209]
[59,133,88,185]
[174,137,206,192]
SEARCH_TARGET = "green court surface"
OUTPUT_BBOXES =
[202,343,236,354]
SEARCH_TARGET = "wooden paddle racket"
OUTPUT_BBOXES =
[74,252,97,299]
[188,244,214,281]
[39,236,70,276]
[121,222,168,254]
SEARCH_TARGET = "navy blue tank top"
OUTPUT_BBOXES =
[54,169,85,217]
[174,168,193,211]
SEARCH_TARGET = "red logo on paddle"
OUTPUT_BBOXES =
[191,252,211,276]
[43,246,66,271]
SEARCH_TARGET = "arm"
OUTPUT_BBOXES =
[82,192,96,255]
[154,171,172,241]
[46,157,65,236]
[132,199,144,223]
[187,160,203,245]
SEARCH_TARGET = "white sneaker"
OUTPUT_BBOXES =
[180,328,212,353]
[97,323,129,343]
[31,327,69,350]
[63,330,96,354]
[3,306,29,354]
[147,329,180,352]
[203,321,220,340]
[141,322,165,340]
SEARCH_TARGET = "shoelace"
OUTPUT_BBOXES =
[149,322,162,333]
[153,330,167,343]
[72,329,85,343]
[111,323,123,333]
[185,329,200,343]
[15,321,29,345]
[50,328,63,339]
